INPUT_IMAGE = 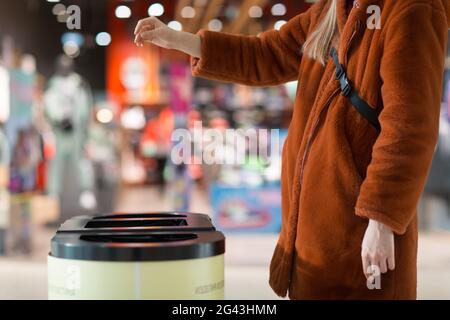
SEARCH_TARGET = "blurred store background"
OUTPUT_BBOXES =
[0,0,449,300]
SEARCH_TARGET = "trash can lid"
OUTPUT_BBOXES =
[50,231,225,261]
[50,213,225,262]
[58,212,216,234]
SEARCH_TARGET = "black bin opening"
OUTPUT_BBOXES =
[85,219,188,229]
[80,234,198,243]
[93,213,187,220]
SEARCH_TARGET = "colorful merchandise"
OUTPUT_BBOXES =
[4,69,36,155]
[210,183,282,233]
[168,64,193,210]
[0,128,10,254]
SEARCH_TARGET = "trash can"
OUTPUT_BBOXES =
[48,213,225,300]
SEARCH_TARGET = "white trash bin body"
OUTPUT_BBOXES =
[48,213,225,300]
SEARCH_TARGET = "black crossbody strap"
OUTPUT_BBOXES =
[330,47,381,133]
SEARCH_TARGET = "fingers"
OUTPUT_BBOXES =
[134,17,151,35]
[139,28,162,43]
[141,30,156,42]
[387,254,396,271]
[134,17,170,48]
[134,16,161,36]
[140,27,173,49]
[362,252,394,279]
[134,21,156,47]
[362,253,370,279]
[134,25,153,46]
[379,259,388,274]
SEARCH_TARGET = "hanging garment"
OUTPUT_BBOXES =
[8,127,41,194]
[5,69,36,155]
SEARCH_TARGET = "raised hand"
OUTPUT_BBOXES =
[133,16,201,58]
[134,16,175,49]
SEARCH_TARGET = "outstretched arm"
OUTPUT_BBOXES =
[135,10,313,86]
[190,12,311,86]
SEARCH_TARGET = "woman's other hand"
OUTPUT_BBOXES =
[361,219,395,278]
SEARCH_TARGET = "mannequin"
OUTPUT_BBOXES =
[44,55,96,211]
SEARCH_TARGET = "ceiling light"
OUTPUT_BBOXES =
[52,3,65,15]
[208,19,223,32]
[57,11,69,23]
[115,5,131,19]
[248,5,263,18]
[181,6,196,18]
[95,32,112,46]
[271,3,287,16]
[96,109,114,124]
[274,20,287,30]
[61,32,84,46]
[148,3,164,17]
[168,21,183,31]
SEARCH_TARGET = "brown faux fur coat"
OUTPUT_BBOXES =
[192,0,450,299]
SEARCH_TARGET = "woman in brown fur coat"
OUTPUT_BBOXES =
[134,0,450,299]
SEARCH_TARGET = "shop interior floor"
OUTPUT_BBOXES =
[0,186,449,300]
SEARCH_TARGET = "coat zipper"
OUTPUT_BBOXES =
[298,88,340,184]
[345,20,360,66]
[286,86,340,290]
[299,19,361,182]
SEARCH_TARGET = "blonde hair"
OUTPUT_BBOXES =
[302,0,338,65]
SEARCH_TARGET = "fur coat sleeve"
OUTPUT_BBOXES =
[355,1,449,234]
[191,10,312,86]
